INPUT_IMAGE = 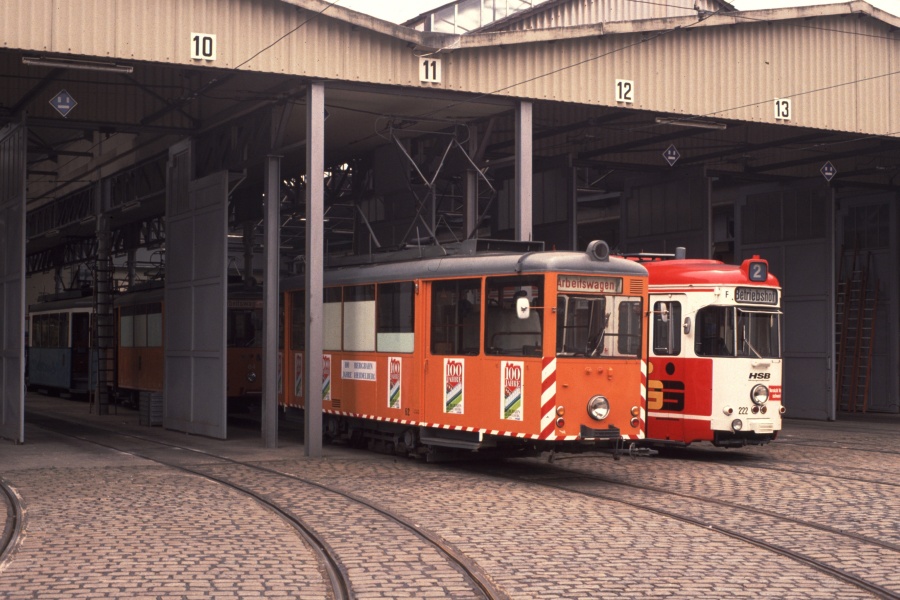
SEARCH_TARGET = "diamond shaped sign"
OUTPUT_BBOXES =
[663,144,680,166]
[820,161,837,182]
[50,90,77,118]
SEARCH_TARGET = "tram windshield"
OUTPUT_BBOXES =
[228,307,263,347]
[556,294,643,358]
[695,306,781,358]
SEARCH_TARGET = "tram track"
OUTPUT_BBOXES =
[648,447,900,488]
[25,413,505,600]
[706,458,900,488]
[0,478,24,571]
[475,460,900,600]
[774,439,900,457]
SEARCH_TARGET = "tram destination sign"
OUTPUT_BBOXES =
[558,275,622,294]
[735,287,778,305]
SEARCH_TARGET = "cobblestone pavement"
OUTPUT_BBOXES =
[1,395,898,599]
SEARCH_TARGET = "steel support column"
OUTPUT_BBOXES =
[304,83,325,457]
[262,155,281,448]
[466,132,478,238]
[515,101,533,241]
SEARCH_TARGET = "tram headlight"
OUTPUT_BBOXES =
[587,395,610,421]
[723,406,734,416]
[731,419,743,432]
[750,384,769,406]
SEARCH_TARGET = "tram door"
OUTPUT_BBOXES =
[424,279,483,423]
[71,312,92,391]
[647,297,687,441]
[424,276,544,431]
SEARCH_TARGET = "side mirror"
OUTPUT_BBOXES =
[516,296,531,320]
[683,317,691,335]
[659,302,669,323]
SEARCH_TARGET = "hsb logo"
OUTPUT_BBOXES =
[748,372,771,380]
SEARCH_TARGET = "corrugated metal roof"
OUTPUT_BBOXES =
[475,0,731,32]
[3,1,897,138]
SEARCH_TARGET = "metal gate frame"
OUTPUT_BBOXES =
[0,122,26,443]
[164,139,229,439]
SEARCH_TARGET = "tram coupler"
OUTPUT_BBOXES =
[613,440,657,460]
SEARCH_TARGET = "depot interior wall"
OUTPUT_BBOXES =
[619,169,710,257]
[834,191,899,414]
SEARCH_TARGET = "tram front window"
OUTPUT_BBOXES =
[738,309,781,359]
[695,306,781,358]
[556,295,642,358]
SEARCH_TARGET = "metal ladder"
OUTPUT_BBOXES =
[835,248,878,412]
[90,251,116,415]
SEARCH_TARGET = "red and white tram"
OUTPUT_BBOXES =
[636,250,784,447]
[281,240,649,458]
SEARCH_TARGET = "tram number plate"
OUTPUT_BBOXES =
[738,407,749,415]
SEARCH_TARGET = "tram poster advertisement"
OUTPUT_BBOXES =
[278,351,283,395]
[294,352,303,397]
[443,358,464,414]
[322,354,331,402]
[388,357,402,410]
[501,360,524,421]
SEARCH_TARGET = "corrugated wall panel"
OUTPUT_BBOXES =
[51,0,118,59]
[0,1,53,52]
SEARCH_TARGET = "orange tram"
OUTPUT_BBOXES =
[632,250,784,447]
[281,239,649,459]
[114,283,264,407]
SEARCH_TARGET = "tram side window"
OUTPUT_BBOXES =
[120,307,135,348]
[33,313,68,348]
[33,314,63,348]
[695,306,734,357]
[484,276,543,357]
[431,279,481,355]
[344,285,376,351]
[377,282,415,353]
[652,301,682,356]
[121,304,163,348]
[323,288,343,351]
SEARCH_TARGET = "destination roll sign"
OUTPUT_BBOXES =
[735,287,778,305]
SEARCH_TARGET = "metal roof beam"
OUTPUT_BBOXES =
[678,132,830,166]
[578,126,712,159]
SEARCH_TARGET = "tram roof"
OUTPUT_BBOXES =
[283,243,648,289]
[642,259,780,287]
[28,293,95,313]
